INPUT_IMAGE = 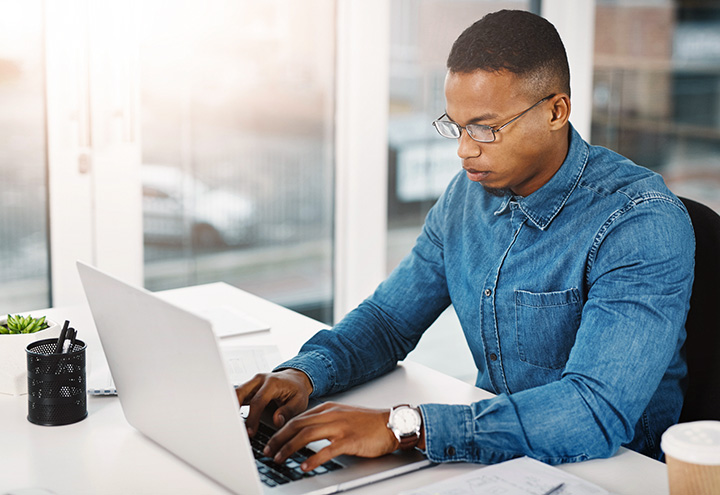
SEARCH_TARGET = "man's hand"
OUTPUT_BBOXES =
[263,402,400,472]
[235,369,313,436]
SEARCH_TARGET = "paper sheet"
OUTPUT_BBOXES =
[221,344,283,385]
[196,306,271,338]
[400,457,610,495]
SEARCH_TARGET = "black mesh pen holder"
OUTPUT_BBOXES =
[26,338,87,426]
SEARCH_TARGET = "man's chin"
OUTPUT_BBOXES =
[482,185,511,197]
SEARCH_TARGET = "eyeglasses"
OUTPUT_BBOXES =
[432,94,555,143]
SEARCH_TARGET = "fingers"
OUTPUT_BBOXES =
[273,398,305,428]
[264,404,398,471]
[300,444,343,472]
[235,374,266,435]
[266,412,338,469]
[234,373,263,405]
[245,394,274,436]
[271,423,329,466]
[266,405,329,456]
[234,370,312,436]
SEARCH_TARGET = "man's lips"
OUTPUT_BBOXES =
[464,168,490,182]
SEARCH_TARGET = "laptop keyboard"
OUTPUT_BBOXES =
[251,422,344,487]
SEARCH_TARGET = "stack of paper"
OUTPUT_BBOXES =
[400,456,610,495]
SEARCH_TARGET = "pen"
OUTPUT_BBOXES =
[541,483,565,495]
[63,327,77,354]
[54,320,70,354]
[68,327,77,352]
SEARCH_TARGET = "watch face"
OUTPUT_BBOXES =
[393,407,421,435]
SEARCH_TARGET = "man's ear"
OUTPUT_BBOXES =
[548,94,571,130]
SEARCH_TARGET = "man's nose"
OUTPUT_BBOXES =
[456,129,481,159]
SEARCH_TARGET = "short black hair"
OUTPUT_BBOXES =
[447,10,570,98]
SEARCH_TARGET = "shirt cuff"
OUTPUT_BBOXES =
[420,399,527,465]
[419,403,475,463]
[273,351,337,398]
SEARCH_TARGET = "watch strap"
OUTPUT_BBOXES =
[397,430,420,450]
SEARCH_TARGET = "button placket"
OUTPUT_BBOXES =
[481,277,502,383]
[482,214,524,395]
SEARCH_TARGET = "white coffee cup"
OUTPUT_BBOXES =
[661,421,720,495]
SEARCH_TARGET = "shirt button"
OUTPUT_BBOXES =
[489,353,498,361]
[446,446,456,456]
[484,289,492,296]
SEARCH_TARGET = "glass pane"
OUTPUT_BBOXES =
[0,0,50,312]
[388,1,531,383]
[140,1,335,323]
[592,1,720,213]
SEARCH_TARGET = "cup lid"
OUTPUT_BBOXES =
[662,421,720,465]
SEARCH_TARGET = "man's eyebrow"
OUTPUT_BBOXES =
[445,110,499,124]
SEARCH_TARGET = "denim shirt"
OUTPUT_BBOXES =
[279,125,695,465]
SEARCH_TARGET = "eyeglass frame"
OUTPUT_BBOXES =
[432,94,556,143]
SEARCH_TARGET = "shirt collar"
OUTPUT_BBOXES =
[494,124,589,230]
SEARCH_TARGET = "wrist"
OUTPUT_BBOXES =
[279,368,314,395]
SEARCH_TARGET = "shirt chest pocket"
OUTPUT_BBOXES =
[515,288,582,370]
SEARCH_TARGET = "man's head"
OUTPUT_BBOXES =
[439,10,572,197]
[447,9,570,100]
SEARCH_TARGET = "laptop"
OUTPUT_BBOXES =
[76,261,432,495]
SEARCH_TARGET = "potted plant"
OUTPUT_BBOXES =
[0,314,61,396]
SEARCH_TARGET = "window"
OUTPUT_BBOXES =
[0,0,50,311]
[139,0,336,323]
[592,0,720,213]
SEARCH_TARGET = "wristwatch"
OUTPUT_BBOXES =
[387,404,423,450]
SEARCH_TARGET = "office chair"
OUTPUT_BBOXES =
[678,196,720,423]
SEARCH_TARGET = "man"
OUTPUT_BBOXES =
[236,10,694,471]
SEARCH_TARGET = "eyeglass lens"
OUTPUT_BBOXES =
[433,120,494,142]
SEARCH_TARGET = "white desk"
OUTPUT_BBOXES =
[0,283,670,495]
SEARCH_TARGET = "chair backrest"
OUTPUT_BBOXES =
[678,196,720,423]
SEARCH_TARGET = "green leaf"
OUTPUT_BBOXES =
[2,314,50,334]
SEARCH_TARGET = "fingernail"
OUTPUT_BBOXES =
[301,462,308,471]
[263,446,271,456]
[247,427,254,436]
[277,414,285,426]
